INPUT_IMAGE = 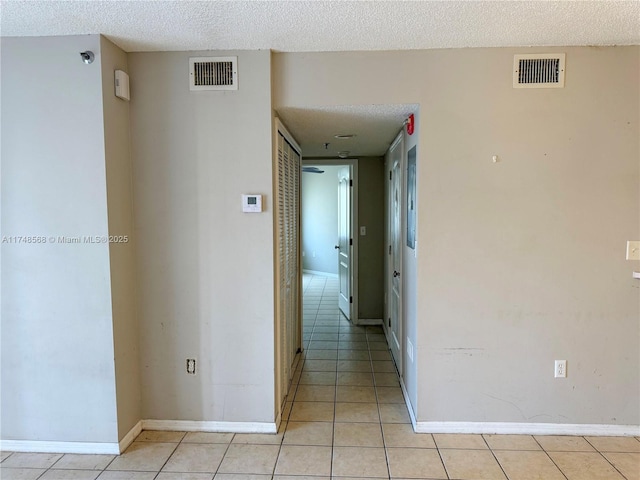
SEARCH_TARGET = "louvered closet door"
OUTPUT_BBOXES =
[289,146,300,367]
[276,131,301,404]
[277,133,287,399]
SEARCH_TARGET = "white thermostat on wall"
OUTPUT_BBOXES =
[242,194,263,213]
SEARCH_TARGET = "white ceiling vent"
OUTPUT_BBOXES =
[189,56,237,91]
[513,53,565,88]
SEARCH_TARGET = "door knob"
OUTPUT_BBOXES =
[393,270,400,277]
[334,245,340,249]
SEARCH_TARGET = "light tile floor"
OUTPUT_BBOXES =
[2,273,639,479]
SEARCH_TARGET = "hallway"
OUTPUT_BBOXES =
[1,274,638,478]
[287,273,423,476]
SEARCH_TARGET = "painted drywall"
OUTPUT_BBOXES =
[301,165,341,275]
[1,35,119,442]
[100,35,141,441]
[273,46,640,426]
[357,157,385,320]
[128,50,275,423]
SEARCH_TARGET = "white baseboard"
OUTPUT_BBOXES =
[0,439,121,455]
[356,318,383,326]
[0,421,142,455]
[141,419,278,434]
[399,377,417,430]
[119,420,143,453]
[1,420,142,455]
[0,419,278,454]
[414,421,640,437]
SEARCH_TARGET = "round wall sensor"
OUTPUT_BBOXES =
[80,51,95,64]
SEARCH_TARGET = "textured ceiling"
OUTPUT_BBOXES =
[2,1,639,53]
[3,0,638,158]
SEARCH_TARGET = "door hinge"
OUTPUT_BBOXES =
[350,179,353,187]
[389,171,392,180]
[388,318,391,327]
[350,296,353,303]
[388,245,392,255]
[350,238,353,246]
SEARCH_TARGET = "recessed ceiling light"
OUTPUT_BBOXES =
[334,134,356,139]
[338,151,350,158]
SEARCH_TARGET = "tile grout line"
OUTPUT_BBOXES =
[481,433,511,480]
[369,326,393,480]
[583,436,631,480]
[532,435,569,480]
[147,433,183,480]
[330,306,338,480]
[211,432,235,480]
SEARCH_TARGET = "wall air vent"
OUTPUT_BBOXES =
[189,56,238,91]
[513,53,565,88]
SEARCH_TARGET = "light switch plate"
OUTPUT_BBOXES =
[626,241,640,260]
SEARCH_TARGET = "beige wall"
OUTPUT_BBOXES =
[100,35,142,440]
[129,50,276,423]
[3,38,637,446]
[1,35,119,443]
[357,157,385,320]
[273,46,640,426]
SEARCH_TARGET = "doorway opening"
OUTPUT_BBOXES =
[301,160,358,342]
[274,104,420,426]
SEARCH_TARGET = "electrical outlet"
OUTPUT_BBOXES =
[554,360,566,378]
[186,358,196,375]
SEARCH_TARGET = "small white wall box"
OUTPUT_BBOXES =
[242,194,263,213]
[115,70,130,101]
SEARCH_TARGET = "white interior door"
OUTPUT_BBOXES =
[389,135,403,374]
[337,167,351,319]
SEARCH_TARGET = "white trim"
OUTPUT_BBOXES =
[302,269,338,278]
[0,420,142,455]
[0,419,279,454]
[357,318,383,326]
[275,412,283,430]
[119,420,143,453]
[414,421,640,437]
[399,376,417,430]
[0,440,121,455]
[273,116,303,433]
[275,117,302,155]
[141,420,278,434]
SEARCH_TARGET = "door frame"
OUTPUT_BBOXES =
[385,131,404,375]
[274,117,303,425]
[301,158,359,324]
